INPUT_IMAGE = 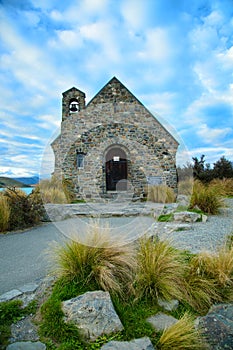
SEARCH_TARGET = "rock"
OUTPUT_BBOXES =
[61,290,124,340]
[10,316,39,342]
[0,289,22,302]
[158,298,179,312]
[173,211,201,223]
[198,303,233,349]
[176,195,190,207]
[18,283,39,294]
[101,337,155,349]
[147,312,178,331]
[202,214,208,222]
[6,341,46,350]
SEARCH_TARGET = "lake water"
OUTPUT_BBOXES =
[0,187,34,195]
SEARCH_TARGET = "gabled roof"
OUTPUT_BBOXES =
[87,76,143,106]
[62,86,85,97]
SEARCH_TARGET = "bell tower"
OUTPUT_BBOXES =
[62,87,86,121]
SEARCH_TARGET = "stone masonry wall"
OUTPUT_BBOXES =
[52,79,179,200]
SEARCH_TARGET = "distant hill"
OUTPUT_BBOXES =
[13,176,39,185]
[0,177,29,188]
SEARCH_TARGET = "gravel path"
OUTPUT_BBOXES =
[157,198,233,253]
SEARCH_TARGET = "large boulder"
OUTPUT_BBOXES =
[101,337,155,349]
[197,303,233,349]
[61,290,124,340]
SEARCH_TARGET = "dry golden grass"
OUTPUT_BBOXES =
[147,185,176,203]
[135,237,185,302]
[190,246,233,302]
[0,194,10,232]
[39,177,67,204]
[50,221,137,296]
[157,312,206,350]
[178,178,194,196]
[209,178,233,197]
[182,273,219,314]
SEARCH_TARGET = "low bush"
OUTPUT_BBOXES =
[3,188,44,230]
[0,194,10,232]
[50,221,137,297]
[135,237,185,302]
[157,312,205,349]
[147,185,176,203]
[190,180,223,214]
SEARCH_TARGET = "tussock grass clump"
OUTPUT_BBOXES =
[147,185,176,203]
[209,178,233,197]
[135,237,185,302]
[39,177,67,204]
[50,221,137,297]
[190,246,233,301]
[157,312,205,349]
[178,178,194,196]
[190,180,223,214]
[0,194,10,232]
[182,273,219,314]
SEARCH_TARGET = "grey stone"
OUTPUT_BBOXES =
[202,214,208,223]
[18,283,39,294]
[101,337,155,350]
[198,303,233,349]
[0,289,22,302]
[6,341,46,350]
[10,316,39,342]
[176,195,190,207]
[158,298,179,312]
[61,290,124,340]
[147,312,178,331]
[174,211,201,223]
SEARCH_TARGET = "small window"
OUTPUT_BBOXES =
[77,153,84,168]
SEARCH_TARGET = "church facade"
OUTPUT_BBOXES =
[51,77,179,200]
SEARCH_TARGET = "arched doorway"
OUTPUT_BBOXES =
[105,147,128,191]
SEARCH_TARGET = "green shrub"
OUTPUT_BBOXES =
[190,180,223,214]
[135,237,185,302]
[49,221,137,297]
[0,194,10,232]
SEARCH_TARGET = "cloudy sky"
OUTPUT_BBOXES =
[0,0,232,178]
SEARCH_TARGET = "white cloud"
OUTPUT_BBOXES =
[197,123,232,144]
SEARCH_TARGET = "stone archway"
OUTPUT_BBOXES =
[105,146,128,191]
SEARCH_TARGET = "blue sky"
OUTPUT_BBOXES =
[0,0,233,177]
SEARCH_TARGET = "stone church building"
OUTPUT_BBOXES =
[51,77,178,200]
